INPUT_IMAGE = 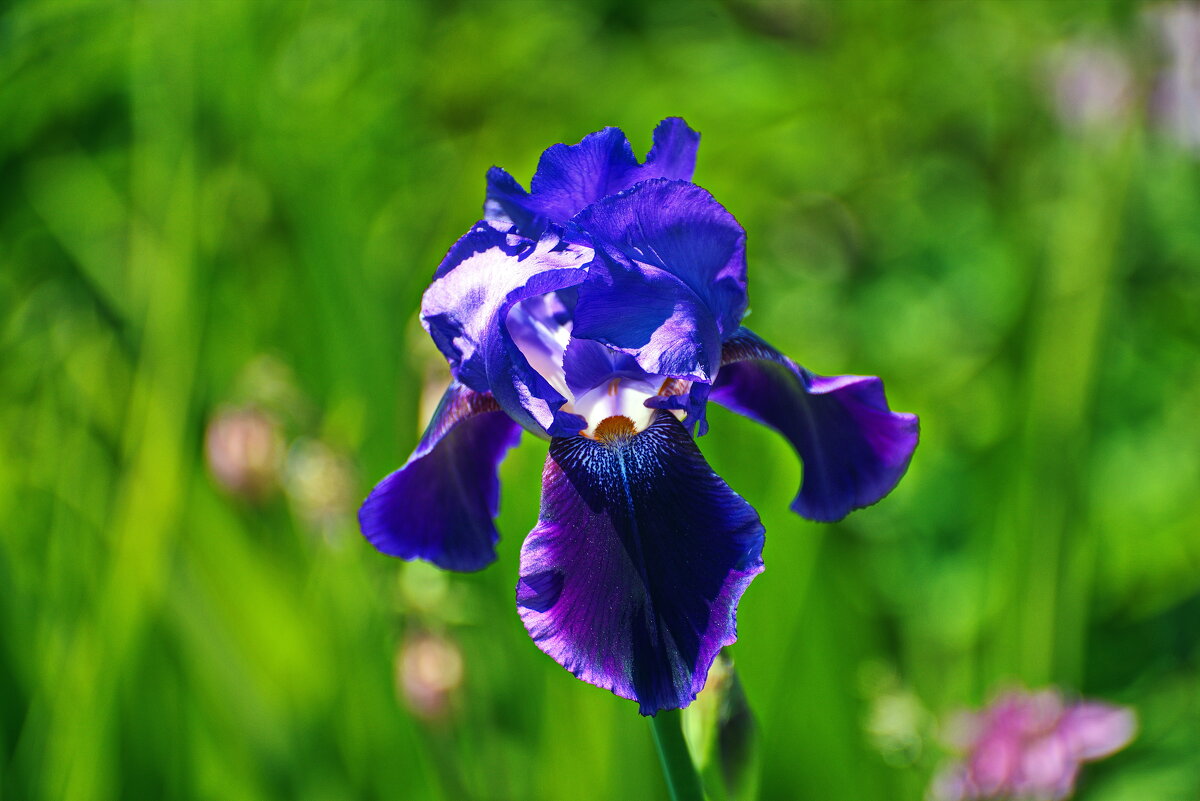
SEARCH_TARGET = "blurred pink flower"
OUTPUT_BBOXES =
[931,688,1136,801]
[396,630,464,721]
[205,405,284,501]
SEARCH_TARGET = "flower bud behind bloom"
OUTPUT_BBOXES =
[683,652,759,799]
[395,630,464,721]
[205,405,284,502]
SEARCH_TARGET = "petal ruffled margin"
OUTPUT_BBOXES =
[516,412,764,716]
[485,118,701,237]
[710,328,919,523]
[359,382,522,571]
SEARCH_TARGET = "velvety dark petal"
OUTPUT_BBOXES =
[516,412,765,715]
[572,253,723,382]
[421,221,592,434]
[711,328,919,522]
[359,383,522,571]
[573,179,748,336]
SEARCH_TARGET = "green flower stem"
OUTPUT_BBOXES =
[651,709,705,801]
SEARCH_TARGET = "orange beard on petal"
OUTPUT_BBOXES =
[592,415,638,443]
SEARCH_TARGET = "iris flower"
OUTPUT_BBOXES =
[360,119,919,715]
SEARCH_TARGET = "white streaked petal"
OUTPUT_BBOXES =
[506,293,573,400]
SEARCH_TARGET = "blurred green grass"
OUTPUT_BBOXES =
[2,0,1198,799]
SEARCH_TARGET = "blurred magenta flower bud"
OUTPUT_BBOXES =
[931,687,1135,801]
[396,630,464,721]
[205,405,284,501]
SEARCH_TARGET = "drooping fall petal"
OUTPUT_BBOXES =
[359,383,521,571]
[517,412,764,715]
[711,328,919,522]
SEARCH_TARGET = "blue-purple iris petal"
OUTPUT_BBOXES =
[562,337,647,396]
[710,328,919,522]
[646,381,712,437]
[432,216,529,281]
[572,253,722,382]
[526,285,577,328]
[484,166,540,235]
[640,117,701,183]
[528,127,640,225]
[359,383,522,571]
[421,221,591,435]
[545,409,589,439]
[483,119,702,236]
[572,178,748,337]
[516,412,765,716]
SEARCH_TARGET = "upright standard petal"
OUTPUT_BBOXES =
[572,179,748,337]
[483,166,540,235]
[421,221,592,435]
[571,252,723,383]
[640,117,702,183]
[484,119,702,236]
[359,383,522,572]
[516,412,765,716]
[528,126,639,225]
[710,328,919,523]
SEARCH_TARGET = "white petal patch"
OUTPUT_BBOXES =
[569,377,660,436]
[506,292,573,400]
[507,291,680,437]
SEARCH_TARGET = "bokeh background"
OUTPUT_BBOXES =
[2,0,1199,799]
